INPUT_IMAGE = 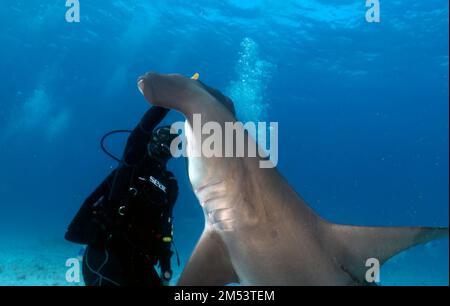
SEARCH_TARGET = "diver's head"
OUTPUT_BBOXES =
[148,126,178,166]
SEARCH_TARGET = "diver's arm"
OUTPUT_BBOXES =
[108,106,169,204]
[123,106,169,166]
[65,170,116,243]
[83,170,116,207]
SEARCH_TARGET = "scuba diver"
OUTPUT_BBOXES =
[65,106,179,286]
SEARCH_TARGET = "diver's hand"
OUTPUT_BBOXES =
[161,269,173,286]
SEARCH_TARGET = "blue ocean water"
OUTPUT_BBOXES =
[0,0,448,286]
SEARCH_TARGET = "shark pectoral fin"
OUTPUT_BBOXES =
[177,230,239,286]
[331,224,449,280]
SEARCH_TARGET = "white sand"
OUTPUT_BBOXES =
[0,236,83,286]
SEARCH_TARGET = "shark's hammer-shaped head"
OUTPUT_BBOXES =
[137,72,236,120]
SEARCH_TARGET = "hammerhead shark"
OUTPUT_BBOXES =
[138,72,448,286]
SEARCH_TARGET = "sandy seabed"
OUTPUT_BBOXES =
[0,235,448,286]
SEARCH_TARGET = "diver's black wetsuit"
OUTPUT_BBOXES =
[65,107,178,286]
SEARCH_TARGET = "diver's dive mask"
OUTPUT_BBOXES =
[148,126,179,162]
